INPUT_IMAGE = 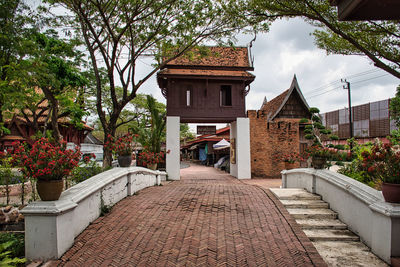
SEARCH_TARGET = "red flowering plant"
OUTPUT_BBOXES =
[306,145,333,159]
[138,150,166,167]
[273,152,304,163]
[359,141,400,184]
[11,138,81,181]
[104,133,137,156]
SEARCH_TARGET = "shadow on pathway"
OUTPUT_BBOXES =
[51,163,326,266]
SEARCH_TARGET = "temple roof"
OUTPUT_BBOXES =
[158,68,254,78]
[260,75,310,121]
[165,47,252,69]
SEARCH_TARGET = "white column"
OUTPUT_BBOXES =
[166,116,180,180]
[230,118,251,179]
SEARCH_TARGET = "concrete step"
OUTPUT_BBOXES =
[304,229,360,242]
[313,241,388,266]
[287,208,338,220]
[296,218,348,230]
[270,188,322,200]
[280,199,329,209]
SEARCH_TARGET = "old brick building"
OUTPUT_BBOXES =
[248,76,311,178]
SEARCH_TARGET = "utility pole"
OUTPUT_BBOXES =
[342,79,353,153]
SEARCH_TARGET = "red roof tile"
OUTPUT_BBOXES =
[158,68,254,78]
[260,90,289,119]
[166,47,252,68]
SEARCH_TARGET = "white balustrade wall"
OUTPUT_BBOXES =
[21,167,166,261]
[282,168,400,264]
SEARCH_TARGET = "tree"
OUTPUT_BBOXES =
[390,85,400,128]
[0,1,85,141]
[134,95,166,153]
[29,31,87,142]
[48,0,266,167]
[241,0,400,79]
[0,0,37,125]
[180,123,195,142]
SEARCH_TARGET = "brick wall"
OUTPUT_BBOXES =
[248,110,301,178]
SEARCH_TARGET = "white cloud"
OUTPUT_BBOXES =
[134,18,399,129]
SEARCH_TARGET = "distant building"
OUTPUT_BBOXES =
[0,97,92,150]
[181,126,230,164]
[248,76,311,178]
[321,98,398,143]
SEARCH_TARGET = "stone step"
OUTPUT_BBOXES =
[280,199,329,209]
[287,208,338,219]
[296,218,348,230]
[304,229,360,242]
[270,188,322,200]
[313,241,388,267]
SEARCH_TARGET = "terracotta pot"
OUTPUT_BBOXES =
[312,156,327,169]
[382,182,400,203]
[284,162,296,170]
[147,163,157,170]
[36,180,64,201]
[118,155,132,167]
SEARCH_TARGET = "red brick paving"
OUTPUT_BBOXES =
[51,164,326,267]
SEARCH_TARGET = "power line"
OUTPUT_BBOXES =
[351,74,390,85]
[344,69,380,79]
[306,71,390,99]
[307,86,342,99]
[304,68,383,95]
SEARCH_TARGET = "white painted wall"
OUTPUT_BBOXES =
[282,168,400,263]
[22,167,165,261]
[230,118,251,179]
[80,143,103,154]
[166,116,180,180]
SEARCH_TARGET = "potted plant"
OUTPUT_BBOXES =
[301,107,339,169]
[11,138,81,201]
[359,140,400,203]
[306,145,333,169]
[273,152,304,170]
[104,133,136,167]
[138,151,166,170]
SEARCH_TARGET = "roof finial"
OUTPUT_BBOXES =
[263,96,268,105]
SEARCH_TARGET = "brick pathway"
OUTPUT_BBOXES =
[52,164,326,267]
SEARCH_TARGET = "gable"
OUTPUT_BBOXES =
[275,90,310,119]
[260,75,311,121]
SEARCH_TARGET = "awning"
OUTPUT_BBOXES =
[213,139,230,150]
[189,144,199,150]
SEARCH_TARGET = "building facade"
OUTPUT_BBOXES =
[248,76,311,178]
[321,98,397,142]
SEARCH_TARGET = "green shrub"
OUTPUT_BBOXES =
[334,144,345,150]
[338,162,375,188]
[0,232,25,260]
[0,241,26,267]
[70,165,104,184]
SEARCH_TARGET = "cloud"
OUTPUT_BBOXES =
[134,18,399,127]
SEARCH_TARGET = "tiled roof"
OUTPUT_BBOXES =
[0,135,26,141]
[260,90,289,119]
[182,126,231,149]
[166,47,251,68]
[158,68,254,78]
[6,115,93,131]
[259,75,310,121]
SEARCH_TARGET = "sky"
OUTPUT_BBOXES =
[134,18,400,131]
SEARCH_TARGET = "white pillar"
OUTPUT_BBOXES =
[230,118,251,179]
[166,116,180,180]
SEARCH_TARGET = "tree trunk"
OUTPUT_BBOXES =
[42,87,62,143]
[103,133,112,168]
